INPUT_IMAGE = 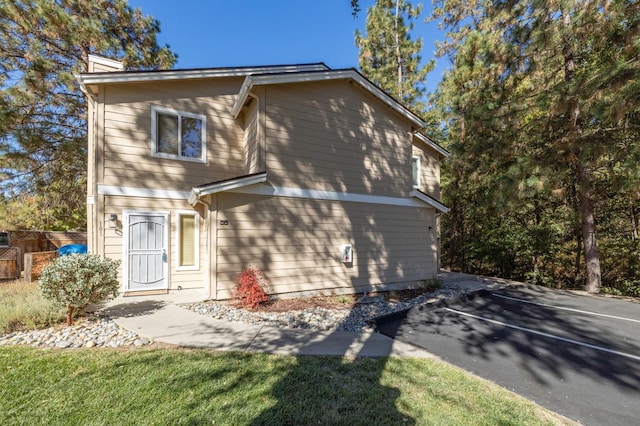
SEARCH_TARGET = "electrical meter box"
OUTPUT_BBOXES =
[341,244,352,263]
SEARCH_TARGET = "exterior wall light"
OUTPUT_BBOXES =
[108,214,118,229]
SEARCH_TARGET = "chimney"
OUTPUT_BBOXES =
[87,54,124,73]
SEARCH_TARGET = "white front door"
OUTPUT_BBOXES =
[124,211,169,291]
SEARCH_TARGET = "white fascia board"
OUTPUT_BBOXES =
[413,132,451,158]
[98,185,190,200]
[231,70,426,128]
[231,185,428,208]
[410,190,450,214]
[231,76,255,118]
[351,74,426,128]
[189,172,267,206]
[78,63,329,86]
[88,54,124,70]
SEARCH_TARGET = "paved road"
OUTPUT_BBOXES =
[376,285,640,425]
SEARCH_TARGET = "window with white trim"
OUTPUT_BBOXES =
[152,106,206,162]
[176,212,199,270]
[412,156,421,188]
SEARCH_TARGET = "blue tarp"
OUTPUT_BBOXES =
[57,244,88,256]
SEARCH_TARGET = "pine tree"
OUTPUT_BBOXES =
[355,0,433,111]
[432,0,640,293]
[0,0,176,230]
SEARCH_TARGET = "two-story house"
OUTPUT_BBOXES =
[78,55,449,300]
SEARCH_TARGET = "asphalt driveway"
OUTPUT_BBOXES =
[376,285,640,425]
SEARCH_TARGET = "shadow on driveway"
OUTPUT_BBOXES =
[379,288,640,390]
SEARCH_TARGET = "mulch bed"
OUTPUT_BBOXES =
[250,286,437,313]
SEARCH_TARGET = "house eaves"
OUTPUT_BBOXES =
[413,132,450,159]
[78,63,330,86]
[231,69,427,129]
[410,190,450,214]
[188,172,267,206]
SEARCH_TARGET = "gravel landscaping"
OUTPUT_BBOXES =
[0,281,470,349]
[184,282,464,333]
[0,315,151,349]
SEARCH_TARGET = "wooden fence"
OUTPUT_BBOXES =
[0,247,22,280]
[0,231,87,281]
[24,251,59,283]
[9,231,86,255]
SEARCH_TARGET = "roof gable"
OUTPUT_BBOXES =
[410,189,450,213]
[231,69,426,129]
[78,62,427,130]
[413,132,450,159]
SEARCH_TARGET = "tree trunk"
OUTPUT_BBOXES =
[66,306,74,326]
[563,9,602,293]
[394,0,403,98]
[577,163,602,293]
[631,203,639,242]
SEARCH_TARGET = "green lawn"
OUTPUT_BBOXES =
[0,346,568,425]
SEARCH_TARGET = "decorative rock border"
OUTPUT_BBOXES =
[185,283,468,333]
[0,282,477,350]
[0,315,152,349]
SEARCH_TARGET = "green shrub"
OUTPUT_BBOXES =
[420,278,442,290]
[603,279,640,298]
[39,254,120,325]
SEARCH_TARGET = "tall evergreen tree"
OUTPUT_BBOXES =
[0,0,176,230]
[432,0,640,293]
[355,0,433,110]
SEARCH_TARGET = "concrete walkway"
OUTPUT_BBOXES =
[100,272,506,358]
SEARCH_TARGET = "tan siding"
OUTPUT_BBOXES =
[101,78,246,191]
[412,143,441,199]
[215,192,436,299]
[91,63,120,73]
[242,100,260,174]
[103,195,206,290]
[265,81,413,197]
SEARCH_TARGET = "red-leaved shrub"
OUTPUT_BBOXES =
[233,267,270,308]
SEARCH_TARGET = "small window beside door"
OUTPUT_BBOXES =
[412,156,421,189]
[177,212,199,270]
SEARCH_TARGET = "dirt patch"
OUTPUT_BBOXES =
[246,286,438,313]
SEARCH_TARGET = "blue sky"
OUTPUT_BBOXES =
[128,0,448,92]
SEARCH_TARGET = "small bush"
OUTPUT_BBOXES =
[233,267,270,308]
[420,278,442,290]
[603,279,640,298]
[39,254,120,325]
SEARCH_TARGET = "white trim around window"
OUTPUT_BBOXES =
[151,106,207,163]
[175,210,200,271]
[412,156,421,189]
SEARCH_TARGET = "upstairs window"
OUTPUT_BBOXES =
[152,106,206,162]
[412,156,421,188]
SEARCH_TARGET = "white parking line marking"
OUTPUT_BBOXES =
[443,307,640,362]
[491,293,640,324]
